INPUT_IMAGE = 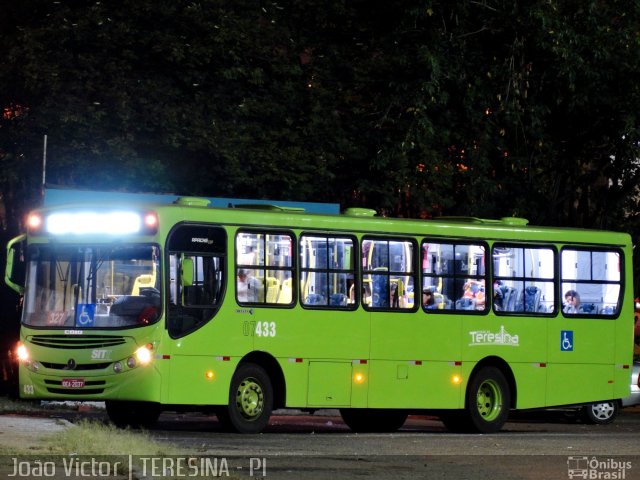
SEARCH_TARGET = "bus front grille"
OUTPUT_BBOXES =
[29,335,126,349]
[40,362,111,371]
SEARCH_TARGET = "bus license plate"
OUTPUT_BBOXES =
[62,378,85,388]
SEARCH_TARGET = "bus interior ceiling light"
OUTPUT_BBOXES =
[45,211,147,235]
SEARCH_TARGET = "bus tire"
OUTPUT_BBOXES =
[105,400,161,429]
[465,366,511,433]
[218,363,273,434]
[339,408,408,433]
[581,401,619,425]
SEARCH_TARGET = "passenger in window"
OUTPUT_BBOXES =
[462,280,485,309]
[423,288,436,309]
[237,269,261,303]
[563,290,581,314]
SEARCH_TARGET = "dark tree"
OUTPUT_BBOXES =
[0,0,638,230]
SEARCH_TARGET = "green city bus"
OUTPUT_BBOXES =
[4,197,634,433]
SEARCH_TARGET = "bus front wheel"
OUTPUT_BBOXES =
[465,366,511,433]
[217,363,273,434]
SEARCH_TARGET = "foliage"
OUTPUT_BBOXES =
[1,0,639,237]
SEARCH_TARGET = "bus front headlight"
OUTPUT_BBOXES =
[134,344,153,366]
[16,343,29,364]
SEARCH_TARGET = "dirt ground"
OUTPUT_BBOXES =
[0,414,72,452]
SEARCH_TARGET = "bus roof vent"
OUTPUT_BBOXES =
[174,197,211,207]
[232,203,305,213]
[500,217,529,226]
[436,216,529,226]
[343,208,377,217]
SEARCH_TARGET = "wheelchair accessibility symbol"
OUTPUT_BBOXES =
[76,304,96,327]
[561,330,574,351]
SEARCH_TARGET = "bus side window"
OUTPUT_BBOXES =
[300,235,355,309]
[363,237,416,311]
[492,245,555,315]
[422,241,487,313]
[561,249,621,317]
[237,231,294,306]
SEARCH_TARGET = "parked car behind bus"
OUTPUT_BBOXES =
[582,362,640,424]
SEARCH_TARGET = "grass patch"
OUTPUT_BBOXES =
[0,418,177,457]
[43,419,178,456]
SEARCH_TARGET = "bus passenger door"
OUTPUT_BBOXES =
[162,225,228,406]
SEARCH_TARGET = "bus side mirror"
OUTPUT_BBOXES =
[5,234,26,295]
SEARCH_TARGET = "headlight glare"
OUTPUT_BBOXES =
[16,343,29,363]
[134,345,153,365]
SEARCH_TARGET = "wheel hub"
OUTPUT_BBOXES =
[476,379,502,421]
[591,403,614,420]
[236,378,264,420]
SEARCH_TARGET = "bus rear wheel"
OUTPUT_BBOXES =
[105,400,161,429]
[465,366,511,433]
[339,408,408,433]
[217,363,273,434]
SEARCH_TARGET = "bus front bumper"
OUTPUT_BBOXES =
[18,362,161,402]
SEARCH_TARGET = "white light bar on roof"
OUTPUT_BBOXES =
[46,211,143,235]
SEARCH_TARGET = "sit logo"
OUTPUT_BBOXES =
[91,349,112,360]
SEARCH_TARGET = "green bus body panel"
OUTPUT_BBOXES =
[13,201,635,417]
[167,355,236,405]
[368,360,462,408]
[368,312,463,408]
[546,319,616,406]
[509,363,547,408]
[308,362,352,407]
[279,357,309,406]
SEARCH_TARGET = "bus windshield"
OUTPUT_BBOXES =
[23,244,161,329]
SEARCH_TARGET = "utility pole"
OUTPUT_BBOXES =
[42,134,47,199]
